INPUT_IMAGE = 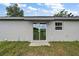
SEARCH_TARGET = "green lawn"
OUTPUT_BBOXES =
[0,41,79,56]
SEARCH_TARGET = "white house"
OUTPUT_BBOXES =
[0,16,79,43]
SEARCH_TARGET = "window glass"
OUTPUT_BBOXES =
[55,22,62,30]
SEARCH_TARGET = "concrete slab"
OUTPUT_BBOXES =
[29,42,50,46]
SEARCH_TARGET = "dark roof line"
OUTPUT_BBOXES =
[0,16,79,21]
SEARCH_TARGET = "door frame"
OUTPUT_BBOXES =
[33,23,47,41]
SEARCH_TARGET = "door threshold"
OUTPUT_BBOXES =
[31,40,48,43]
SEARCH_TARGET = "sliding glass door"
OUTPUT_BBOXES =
[33,23,46,40]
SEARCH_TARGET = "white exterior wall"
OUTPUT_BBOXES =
[47,21,79,41]
[0,20,79,42]
[0,21,33,41]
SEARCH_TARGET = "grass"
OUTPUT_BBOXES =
[0,41,79,56]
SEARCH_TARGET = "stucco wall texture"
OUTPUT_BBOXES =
[0,20,79,41]
[0,21,33,41]
[47,21,79,41]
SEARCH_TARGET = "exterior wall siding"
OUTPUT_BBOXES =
[0,21,33,41]
[47,21,79,41]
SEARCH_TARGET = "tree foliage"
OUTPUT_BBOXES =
[6,4,24,17]
[53,9,74,17]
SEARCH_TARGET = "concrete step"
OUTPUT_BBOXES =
[29,42,50,46]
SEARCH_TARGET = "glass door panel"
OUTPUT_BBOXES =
[33,23,46,40]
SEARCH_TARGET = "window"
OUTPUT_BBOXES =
[55,22,62,30]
